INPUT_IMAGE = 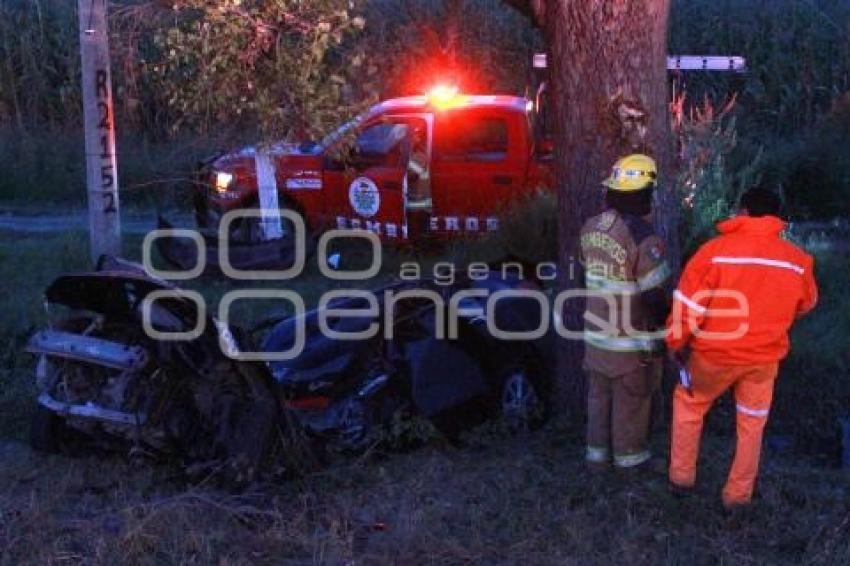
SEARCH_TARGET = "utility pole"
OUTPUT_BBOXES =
[79,0,121,263]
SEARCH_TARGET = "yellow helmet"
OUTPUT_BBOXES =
[602,154,657,192]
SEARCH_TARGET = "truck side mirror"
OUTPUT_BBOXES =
[536,138,554,160]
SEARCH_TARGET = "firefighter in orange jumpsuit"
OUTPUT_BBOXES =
[666,187,818,508]
[581,154,671,469]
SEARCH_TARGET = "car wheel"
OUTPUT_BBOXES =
[498,368,545,433]
[331,397,374,453]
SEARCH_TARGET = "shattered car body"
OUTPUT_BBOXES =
[259,270,553,450]
[27,258,278,477]
[27,258,553,471]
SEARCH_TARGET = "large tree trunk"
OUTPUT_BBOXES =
[508,1,676,416]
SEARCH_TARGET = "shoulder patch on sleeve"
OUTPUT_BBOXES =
[649,241,665,261]
[596,211,617,231]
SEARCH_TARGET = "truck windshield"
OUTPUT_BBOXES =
[319,114,365,149]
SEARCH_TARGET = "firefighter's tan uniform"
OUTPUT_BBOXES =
[406,124,431,214]
[405,131,431,239]
[581,156,670,468]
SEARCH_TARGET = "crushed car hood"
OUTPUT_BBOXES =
[44,271,201,331]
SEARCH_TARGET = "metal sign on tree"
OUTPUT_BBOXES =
[79,0,121,263]
[532,53,747,73]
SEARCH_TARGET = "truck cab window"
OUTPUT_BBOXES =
[324,122,407,171]
[352,122,407,169]
[435,117,508,162]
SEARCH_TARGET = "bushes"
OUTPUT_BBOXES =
[0,128,224,209]
[676,94,850,228]
[672,97,765,255]
[491,189,559,264]
[669,0,850,137]
[753,95,850,219]
[0,1,79,131]
[149,1,374,140]
[774,253,850,460]
[0,129,85,205]
[669,0,850,221]
[363,0,538,97]
[1,0,848,137]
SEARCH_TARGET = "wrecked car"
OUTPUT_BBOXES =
[258,269,553,452]
[26,257,553,472]
[27,256,279,477]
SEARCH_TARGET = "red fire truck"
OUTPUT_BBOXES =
[191,86,554,245]
[165,55,742,268]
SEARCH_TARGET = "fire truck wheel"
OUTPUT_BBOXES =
[229,197,305,245]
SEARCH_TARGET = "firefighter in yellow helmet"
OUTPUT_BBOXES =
[580,154,671,470]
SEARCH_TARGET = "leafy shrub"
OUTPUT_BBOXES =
[437,189,559,274]
[493,189,559,264]
[670,0,850,221]
[673,97,765,255]
[150,0,374,140]
[364,0,539,97]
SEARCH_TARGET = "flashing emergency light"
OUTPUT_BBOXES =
[427,85,462,109]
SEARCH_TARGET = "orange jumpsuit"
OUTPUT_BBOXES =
[666,215,818,506]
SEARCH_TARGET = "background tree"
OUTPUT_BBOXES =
[506,0,675,413]
[2,1,848,210]
[149,0,373,140]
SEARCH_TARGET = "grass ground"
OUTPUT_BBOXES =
[1,430,848,564]
[1,227,849,564]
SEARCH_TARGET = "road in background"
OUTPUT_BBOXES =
[0,209,193,235]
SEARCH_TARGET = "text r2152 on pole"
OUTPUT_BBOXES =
[79,0,121,263]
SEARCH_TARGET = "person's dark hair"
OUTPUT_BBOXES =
[606,185,654,217]
[740,186,782,217]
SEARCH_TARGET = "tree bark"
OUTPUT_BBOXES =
[508,0,676,416]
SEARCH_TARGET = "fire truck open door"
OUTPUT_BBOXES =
[332,115,433,242]
[343,163,407,240]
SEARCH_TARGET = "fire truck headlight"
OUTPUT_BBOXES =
[214,171,234,193]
